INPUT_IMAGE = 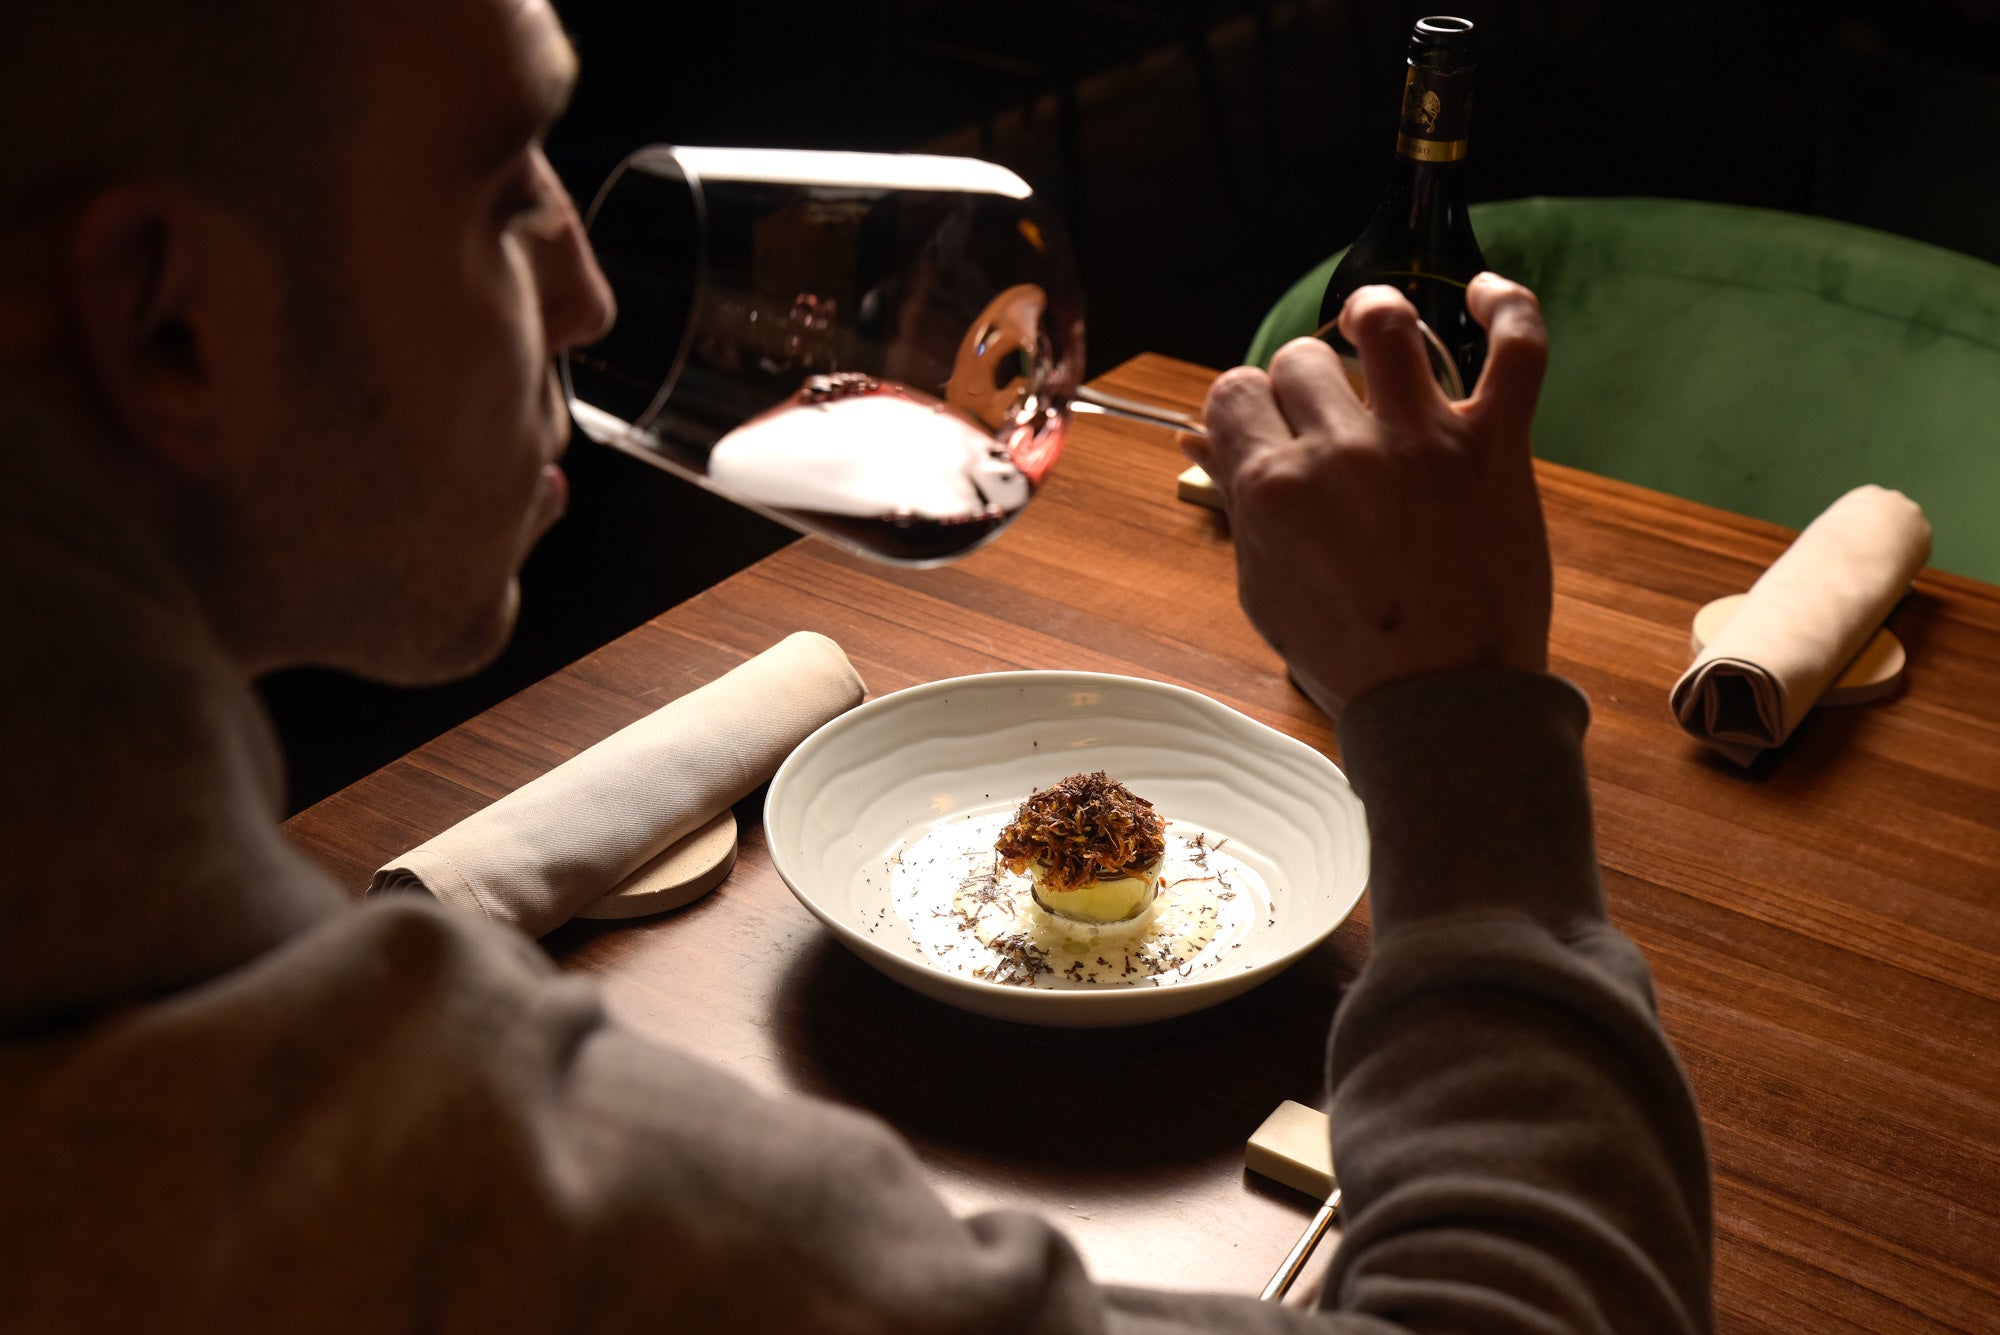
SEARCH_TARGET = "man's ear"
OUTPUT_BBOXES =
[65,186,231,478]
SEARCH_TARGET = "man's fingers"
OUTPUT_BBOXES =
[1337,286,1447,427]
[1265,336,1363,438]
[1198,364,1290,484]
[1462,273,1548,442]
[1202,365,1290,447]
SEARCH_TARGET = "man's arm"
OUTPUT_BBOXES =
[1183,278,1713,1331]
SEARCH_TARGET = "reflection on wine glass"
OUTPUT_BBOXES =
[563,146,1084,565]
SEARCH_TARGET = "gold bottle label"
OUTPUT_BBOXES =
[1395,67,1472,164]
[1408,86,1444,134]
[1395,134,1468,163]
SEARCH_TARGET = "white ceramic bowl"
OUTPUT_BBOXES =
[765,671,1368,1026]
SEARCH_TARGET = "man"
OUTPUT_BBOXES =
[0,1,1711,1330]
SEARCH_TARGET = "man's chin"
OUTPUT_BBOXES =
[350,579,522,688]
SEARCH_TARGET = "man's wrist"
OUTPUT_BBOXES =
[1336,668,1604,942]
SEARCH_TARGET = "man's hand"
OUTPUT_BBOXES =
[1184,274,1552,719]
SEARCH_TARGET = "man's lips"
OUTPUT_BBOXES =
[532,379,573,532]
[532,461,569,532]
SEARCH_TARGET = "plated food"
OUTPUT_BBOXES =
[876,770,1267,991]
[763,670,1368,1026]
[996,771,1166,924]
[891,803,1252,989]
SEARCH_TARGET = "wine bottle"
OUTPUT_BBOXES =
[1318,15,1487,398]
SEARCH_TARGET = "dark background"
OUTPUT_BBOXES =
[262,0,2000,812]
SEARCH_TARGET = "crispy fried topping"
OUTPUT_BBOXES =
[994,771,1166,892]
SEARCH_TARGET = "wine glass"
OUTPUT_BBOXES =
[562,145,1460,564]
[564,145,1081,565]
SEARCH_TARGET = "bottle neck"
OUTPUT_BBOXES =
[1392,60,1474,166]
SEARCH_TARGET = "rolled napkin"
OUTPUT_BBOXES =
[368,631,866,935]
[1671,485,1930,765]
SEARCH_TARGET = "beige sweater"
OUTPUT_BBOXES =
[0,390,1710,1332]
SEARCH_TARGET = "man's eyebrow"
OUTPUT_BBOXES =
[473,40,580,172]
[536,39,581,130]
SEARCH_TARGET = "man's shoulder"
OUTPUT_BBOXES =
[0,894,743,1329]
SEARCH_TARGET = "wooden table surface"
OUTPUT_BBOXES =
[286,353,2000,1332]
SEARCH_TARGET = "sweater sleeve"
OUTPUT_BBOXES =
[1321,669,1713,1333]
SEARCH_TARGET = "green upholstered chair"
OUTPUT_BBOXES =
[1246,197,2000,584]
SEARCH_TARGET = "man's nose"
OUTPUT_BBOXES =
[538,179,617,354]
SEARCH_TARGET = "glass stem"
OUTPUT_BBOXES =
[1071,385,1208,438]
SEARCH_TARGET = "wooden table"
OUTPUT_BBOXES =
[287,353,2000,1332]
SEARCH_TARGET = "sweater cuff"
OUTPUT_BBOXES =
[1336,669,1604,944]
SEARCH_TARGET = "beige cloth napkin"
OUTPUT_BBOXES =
[1670,485,1930,765]
[368,631,865,935]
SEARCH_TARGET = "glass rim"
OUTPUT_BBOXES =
[562,145,710,436]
